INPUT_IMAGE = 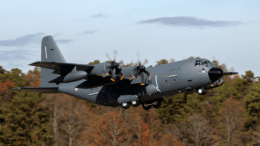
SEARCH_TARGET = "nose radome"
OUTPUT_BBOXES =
[208,67,223,82]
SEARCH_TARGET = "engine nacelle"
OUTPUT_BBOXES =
[49,71,88,84]
[63,71,88,83]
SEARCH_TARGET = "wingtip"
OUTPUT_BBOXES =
[29,61,40,66]
[12,87,20,91]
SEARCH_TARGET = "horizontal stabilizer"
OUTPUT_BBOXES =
[30,61,94,76]
[12,87,61,93]
[223,72,238,76]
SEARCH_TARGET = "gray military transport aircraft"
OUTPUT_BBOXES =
[13,36,238,110]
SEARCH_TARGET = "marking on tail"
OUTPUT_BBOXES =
[45,46,47,59]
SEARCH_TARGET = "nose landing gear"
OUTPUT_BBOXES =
[198,88,207,95]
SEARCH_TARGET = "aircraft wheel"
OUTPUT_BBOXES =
[142,103,151,110]
[131,100,139,107]
[198,88,207,95]
[121,102,130,109]
[152,100,161,108]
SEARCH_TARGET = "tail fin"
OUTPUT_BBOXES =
[41,36,66,87]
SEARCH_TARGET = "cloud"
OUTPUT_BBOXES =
[137,16,242,28]
[0,33,74,47]
[0,50,39,62]
[81,30,97,35]
[0,33,45,47]
[55,39,74,43]
[91,13,106,18]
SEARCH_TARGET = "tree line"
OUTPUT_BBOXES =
[0,57,259,146]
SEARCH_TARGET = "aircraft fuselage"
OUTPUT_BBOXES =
[58,58,215,106]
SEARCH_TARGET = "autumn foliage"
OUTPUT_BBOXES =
[0,80,16,103]
[0,59,259,145]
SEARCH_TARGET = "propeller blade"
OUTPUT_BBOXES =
[143,58,149,66]
[105,51,125,81]
[137,53,140,65]
[112,68,117,79]
[106,53,112,61]
[131,60,134,66]
[114,50,117,61]
[141,72,145,83]
[143,70,150,76]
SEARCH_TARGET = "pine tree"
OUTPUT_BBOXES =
[0,91,53,145]
[244,80,260,129]
[156,92,207,124]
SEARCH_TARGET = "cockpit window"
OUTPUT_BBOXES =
[195,60,202,66]
[195,60,210,66]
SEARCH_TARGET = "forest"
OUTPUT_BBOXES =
[0,57,259,146]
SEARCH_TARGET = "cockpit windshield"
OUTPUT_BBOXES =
[195,60,211,67]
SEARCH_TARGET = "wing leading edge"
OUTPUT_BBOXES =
[12,87,61,93]
[30,61,94,75]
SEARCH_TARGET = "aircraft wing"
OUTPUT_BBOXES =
[29,61,94,75]
[12,87,61,93]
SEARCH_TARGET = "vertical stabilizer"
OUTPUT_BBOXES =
[41,36,66,87]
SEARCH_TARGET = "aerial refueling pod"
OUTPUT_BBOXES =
[49,71,88,84]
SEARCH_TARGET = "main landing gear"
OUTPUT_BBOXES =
[121,100,140,109]
[142,99,162,111]
[121,102,131,109]
[121,99,162,110]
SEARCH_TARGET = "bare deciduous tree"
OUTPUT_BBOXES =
[217,97,244,146]
[45,94,64,146]
[169,113,212,146]
[95,108,132,146]
[168,123,189,146]
[186,113,212,146]
[59,95,88,146]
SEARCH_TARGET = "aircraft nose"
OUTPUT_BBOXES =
[208,67,223,82]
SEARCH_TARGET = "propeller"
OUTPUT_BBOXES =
[105,50,124,81]
[131,53,151,85]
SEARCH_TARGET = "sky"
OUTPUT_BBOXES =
[0,0,260,77]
